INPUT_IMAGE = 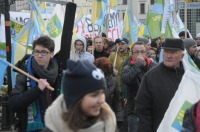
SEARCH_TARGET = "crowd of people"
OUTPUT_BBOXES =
[7,31,200,132]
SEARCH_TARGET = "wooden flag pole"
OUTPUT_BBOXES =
[7,62,54,91]
[113,45,119,75]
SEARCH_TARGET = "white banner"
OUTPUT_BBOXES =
[157,70,200,132]
[75,9,121,41]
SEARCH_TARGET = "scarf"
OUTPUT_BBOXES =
[130,57,152,68]
[26,56,58,131]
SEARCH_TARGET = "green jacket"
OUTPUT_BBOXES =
[108,51,130,98]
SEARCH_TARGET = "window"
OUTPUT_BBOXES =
[123,0,127,5]
[140,3,145,14]
[151,0,155,5]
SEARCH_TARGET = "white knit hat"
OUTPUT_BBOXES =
[196,33,200,38]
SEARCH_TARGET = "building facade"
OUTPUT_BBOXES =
[176,0,200,37]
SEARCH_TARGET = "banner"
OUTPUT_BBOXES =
[157,70,200,132]
[75,9,121,41]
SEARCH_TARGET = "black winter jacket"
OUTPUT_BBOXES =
[8,56,60,132]
[122,56,157,115]
[134,62,184,132]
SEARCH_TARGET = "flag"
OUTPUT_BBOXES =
[147,13,163,39]
[122,6,138,45]
[44,4,64,53]
[151,0,164,15]
[74,6,84,27]
[91,0,108,26]
[110,0,118,9]
[46,14,62,38]
[39,2,47,14]
[137,22,145,37]
[14,0,45,45]
[10,18,24,38]
[146,0,164,38]
[0,58,8,87]
[157,70,200,132]
[164,21,173,38]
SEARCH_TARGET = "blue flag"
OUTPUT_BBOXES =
[0,58,9,88]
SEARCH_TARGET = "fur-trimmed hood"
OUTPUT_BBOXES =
[44,95,117,132]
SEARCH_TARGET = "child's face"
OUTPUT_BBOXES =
[81,89,105,117]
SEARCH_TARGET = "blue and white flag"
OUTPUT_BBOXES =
[0,58,9,88]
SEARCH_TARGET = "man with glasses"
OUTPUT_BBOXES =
[121,41,157,131]
[93,36,109,59]
[9,35,59,131]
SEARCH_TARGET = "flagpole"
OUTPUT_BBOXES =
[25,3,33,55]
[5,60,54,91]
[184,1,187,39]
[92,23,95,55]
[106,1,110,37]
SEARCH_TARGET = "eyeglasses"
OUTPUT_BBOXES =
[33,50,50,56]
[132,50,146,55]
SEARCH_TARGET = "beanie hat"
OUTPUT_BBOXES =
[75,35,86,46]
[196,33,200,38]
[183,38,197,51]
[138,37,150,45]
[63,60,107,108]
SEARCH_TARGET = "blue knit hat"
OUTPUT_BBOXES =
[63,60,106,108]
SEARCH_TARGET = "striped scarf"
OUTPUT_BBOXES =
[26,56,44,131]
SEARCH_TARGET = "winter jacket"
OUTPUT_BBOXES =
[134,62,184,132]
[42,95,117,132]
[8,56,60,132]
[108,52,130,97]
[122,56,157,115]
[106,75,124,121]
[94,50,109,59]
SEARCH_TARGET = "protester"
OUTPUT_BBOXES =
[103,37,110,55]
[42,60,117,132]
[107,41,116,53]
[122,41,157,131]
[196,48,200,60]
[94,57,124,128]
[8,35,59,132]
[93,36,109,59]
[108,38,130,99]
[181,100,200,132]
[70,35,94,63]
[151,38,161,62]
[179,31,190,40]
[184,38,200,69]
[134,38,185,132]
[148,47,158,62]
[196,33,200,47]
